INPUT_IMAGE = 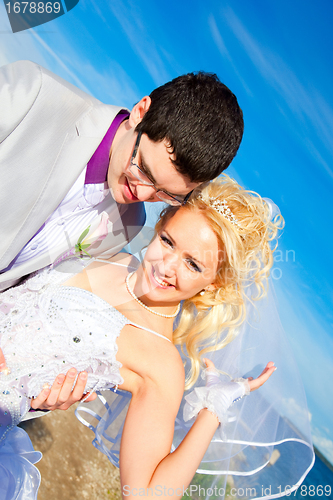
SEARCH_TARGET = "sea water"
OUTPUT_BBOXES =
[292,453,333,500]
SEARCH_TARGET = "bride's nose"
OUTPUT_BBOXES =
[161,252,178,277]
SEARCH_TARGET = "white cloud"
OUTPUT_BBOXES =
[304,138,333,180]
[223,7,333,178]
[0,1,140,106]
[71,59,140,108]
[78,0,108,24]
[208,14,252,96]
[312,427,333,465]
[0,3,88,91]
[104,0,172,86]
[278,397,313,441]
[0,3,49,67]
[29,30,91,93]
[44,27,140,105]
[269,272,333,451]
[208,14,229,58]
[279,397,312,423]
[224,8,308,113]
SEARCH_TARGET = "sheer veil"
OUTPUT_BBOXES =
[76,277,314,499]
[76,198,314,499]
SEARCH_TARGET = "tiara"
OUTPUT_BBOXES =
[199,195,240,227]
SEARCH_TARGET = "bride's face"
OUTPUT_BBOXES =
[137,208,222,306]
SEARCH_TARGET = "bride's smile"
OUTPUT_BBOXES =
[129,207,221,311]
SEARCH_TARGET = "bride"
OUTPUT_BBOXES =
[0,175,313,499]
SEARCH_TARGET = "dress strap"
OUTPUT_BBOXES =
[94,258,137,270]
[127,321,172,343]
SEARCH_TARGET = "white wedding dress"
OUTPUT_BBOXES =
[0,257,170,500]
[0,257,314,500]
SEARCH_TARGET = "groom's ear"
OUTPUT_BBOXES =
[128,96,151,128]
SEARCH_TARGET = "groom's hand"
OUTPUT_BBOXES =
[0,347,7,373]
[31,368,97,411]
[0,348,96,411]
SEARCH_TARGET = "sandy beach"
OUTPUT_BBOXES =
[21,405,121,500]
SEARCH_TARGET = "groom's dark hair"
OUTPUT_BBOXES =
[135,72,244,183]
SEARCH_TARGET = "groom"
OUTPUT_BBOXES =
[0,60,243,292]
[0,60,243,408]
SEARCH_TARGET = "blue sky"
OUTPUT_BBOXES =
[1,0,332,464]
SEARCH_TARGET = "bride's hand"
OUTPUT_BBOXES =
[204,358,276,391]
[247,361,276,391]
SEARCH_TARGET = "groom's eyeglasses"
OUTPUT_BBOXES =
[128,132,193,206]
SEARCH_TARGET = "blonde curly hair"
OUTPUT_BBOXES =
[155,175,284,388]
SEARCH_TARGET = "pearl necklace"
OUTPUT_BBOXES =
[125,271,180,318]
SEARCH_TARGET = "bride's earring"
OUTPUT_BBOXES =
[200,286,215,295]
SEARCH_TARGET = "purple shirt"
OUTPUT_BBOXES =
[85,110,129,184]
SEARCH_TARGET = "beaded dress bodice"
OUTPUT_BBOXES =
[0,258,133,438]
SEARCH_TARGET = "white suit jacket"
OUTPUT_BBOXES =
[0,61,145,290]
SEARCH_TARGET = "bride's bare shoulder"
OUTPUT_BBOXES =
[124,329,185,401]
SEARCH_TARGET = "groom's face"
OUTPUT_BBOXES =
[107,98,199,204]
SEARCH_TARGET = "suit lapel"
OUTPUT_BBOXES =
[0,104,122,271]
[27,104,122,239]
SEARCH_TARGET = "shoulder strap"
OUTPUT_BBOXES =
[127,321,172,343]
[94,258,137,270]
